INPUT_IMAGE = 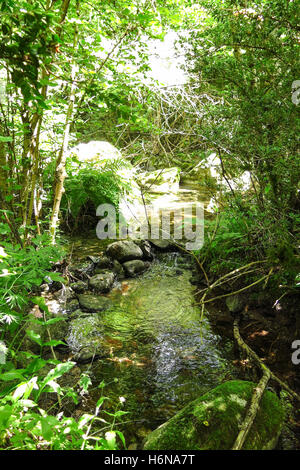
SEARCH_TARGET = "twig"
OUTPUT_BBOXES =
[233,318,300,402]
[42,310,62,408]
[201,273,270,304]
[232,368,271,450]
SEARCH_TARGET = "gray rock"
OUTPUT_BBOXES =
[106,240,143,262]
[75,346,99,363]
[67,315,105,362]
[69,309,91,319]
[95,256,113,270]
[70,281,88,294]
[78,294,112,312]
[54,286,77,302]
[70,141,123,165]
[89,272,115,293]
[112,260,125,279]
[136,240,154,260]
[136,167,180,193]
[149,239,173,251]
[65,298,80,313]
[87,255,101,264]
[68,261,94,279]
[123,260,149,277]
[67,315,115,362]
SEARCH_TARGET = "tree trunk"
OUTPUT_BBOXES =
[49,19,79,244]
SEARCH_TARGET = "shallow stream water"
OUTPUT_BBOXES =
[64,182,235,445]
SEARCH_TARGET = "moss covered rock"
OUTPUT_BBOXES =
[123,260,149,277]
[78,294,112,312]
[106,241,143,263]
[66,315,112,362]
[69,141,124,166]
[89,272,115,293]
[144,380,284,450]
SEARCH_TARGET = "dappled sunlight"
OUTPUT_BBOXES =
[0,0,297,452]
[229,394,247,407]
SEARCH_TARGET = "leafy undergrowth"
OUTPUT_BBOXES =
[197,200,299,291]
[0,365,127,450]
[0,236,127,450]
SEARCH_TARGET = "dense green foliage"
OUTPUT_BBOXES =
[180,0,300,287]
[0,0,299,452]
[0,362,127,450]
[0,235,62,322]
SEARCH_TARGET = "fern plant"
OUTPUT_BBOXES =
[62,157,133,223]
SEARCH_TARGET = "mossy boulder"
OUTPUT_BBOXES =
[106,240,143,263]
[65,298,80,313]
[123,260,149,277]
[89,272,115,293]
[69,141,124,166]
[95,256,113,270]
[70,280,88,294]
[149,239,174,251]
[143,380,284,450]
[66,315,110,362]
[78,294,112,312]
[68,261,94,280]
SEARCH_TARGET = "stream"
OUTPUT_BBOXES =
[63,181,236,446]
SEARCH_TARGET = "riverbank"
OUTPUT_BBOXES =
[199,277,300,450]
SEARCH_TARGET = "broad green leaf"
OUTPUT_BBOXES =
[43,339,66,347]
[0,405,12,429]
[42,317,65,326]
[40,416,57,440]
[46,272,66,283]
[115,430,126,449]
[26,329,42,346]
[0,370,25,382]
[43,380,61,394]
[13,377,38,400]
[25,357,47,374]
[41,361,75,387]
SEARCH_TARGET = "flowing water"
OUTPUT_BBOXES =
[64,182,235,445]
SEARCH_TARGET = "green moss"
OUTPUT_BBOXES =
[144,380,284,450]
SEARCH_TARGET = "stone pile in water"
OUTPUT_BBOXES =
[25,239,176,363]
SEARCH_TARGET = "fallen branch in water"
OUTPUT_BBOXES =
[233,318,300,402]
[232,368,271,450]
